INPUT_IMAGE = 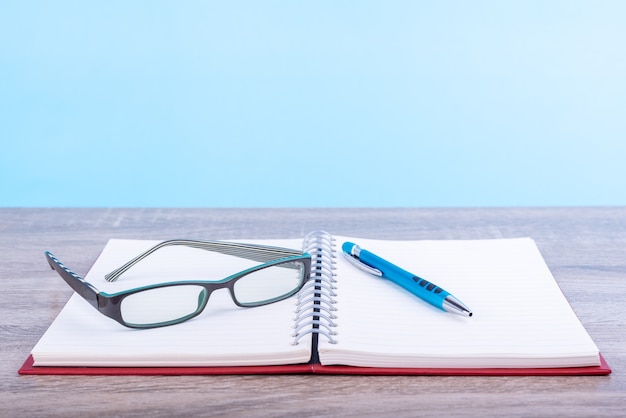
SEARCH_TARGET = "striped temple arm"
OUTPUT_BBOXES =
[45,251,100,309]
[103,239,303,282]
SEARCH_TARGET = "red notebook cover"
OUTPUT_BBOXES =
[18,354,611,376]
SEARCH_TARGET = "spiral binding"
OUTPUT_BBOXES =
[292,230,339,345]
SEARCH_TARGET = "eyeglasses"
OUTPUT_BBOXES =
[45,239,311,329]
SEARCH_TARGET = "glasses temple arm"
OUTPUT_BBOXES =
[104,239,302,282]
[45,252,100,310]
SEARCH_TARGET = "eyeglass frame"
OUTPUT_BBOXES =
[45,239,312,329]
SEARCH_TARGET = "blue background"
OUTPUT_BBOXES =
[2,1,625,207]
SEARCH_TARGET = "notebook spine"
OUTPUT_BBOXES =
[292,230,338,345]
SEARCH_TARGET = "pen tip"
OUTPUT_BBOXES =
[443,296,473,317]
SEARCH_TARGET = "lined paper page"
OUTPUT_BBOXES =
[318,237,600,368]
[33,239,311,367]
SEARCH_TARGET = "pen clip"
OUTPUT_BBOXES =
[342,252,383,277]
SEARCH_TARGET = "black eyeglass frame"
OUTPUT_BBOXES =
[45,239,312,329]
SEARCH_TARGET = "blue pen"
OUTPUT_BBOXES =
[342,242,473,317]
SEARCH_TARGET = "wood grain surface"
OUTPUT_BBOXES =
[2,207,625,417]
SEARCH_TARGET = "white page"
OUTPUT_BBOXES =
[33,239,312,367]
[318,237,600,368]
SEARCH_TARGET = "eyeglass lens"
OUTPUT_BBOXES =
[234,260,306,306]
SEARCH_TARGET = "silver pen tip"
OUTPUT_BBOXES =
[442,296,473,317]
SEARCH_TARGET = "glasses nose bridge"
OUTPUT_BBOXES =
[201,283,239,308]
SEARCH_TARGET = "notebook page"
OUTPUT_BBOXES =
[318,237,600,368]
[32,239,311,367]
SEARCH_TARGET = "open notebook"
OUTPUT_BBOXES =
[20,232,610,375]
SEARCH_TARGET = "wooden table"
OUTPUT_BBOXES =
[2,208,625,417]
